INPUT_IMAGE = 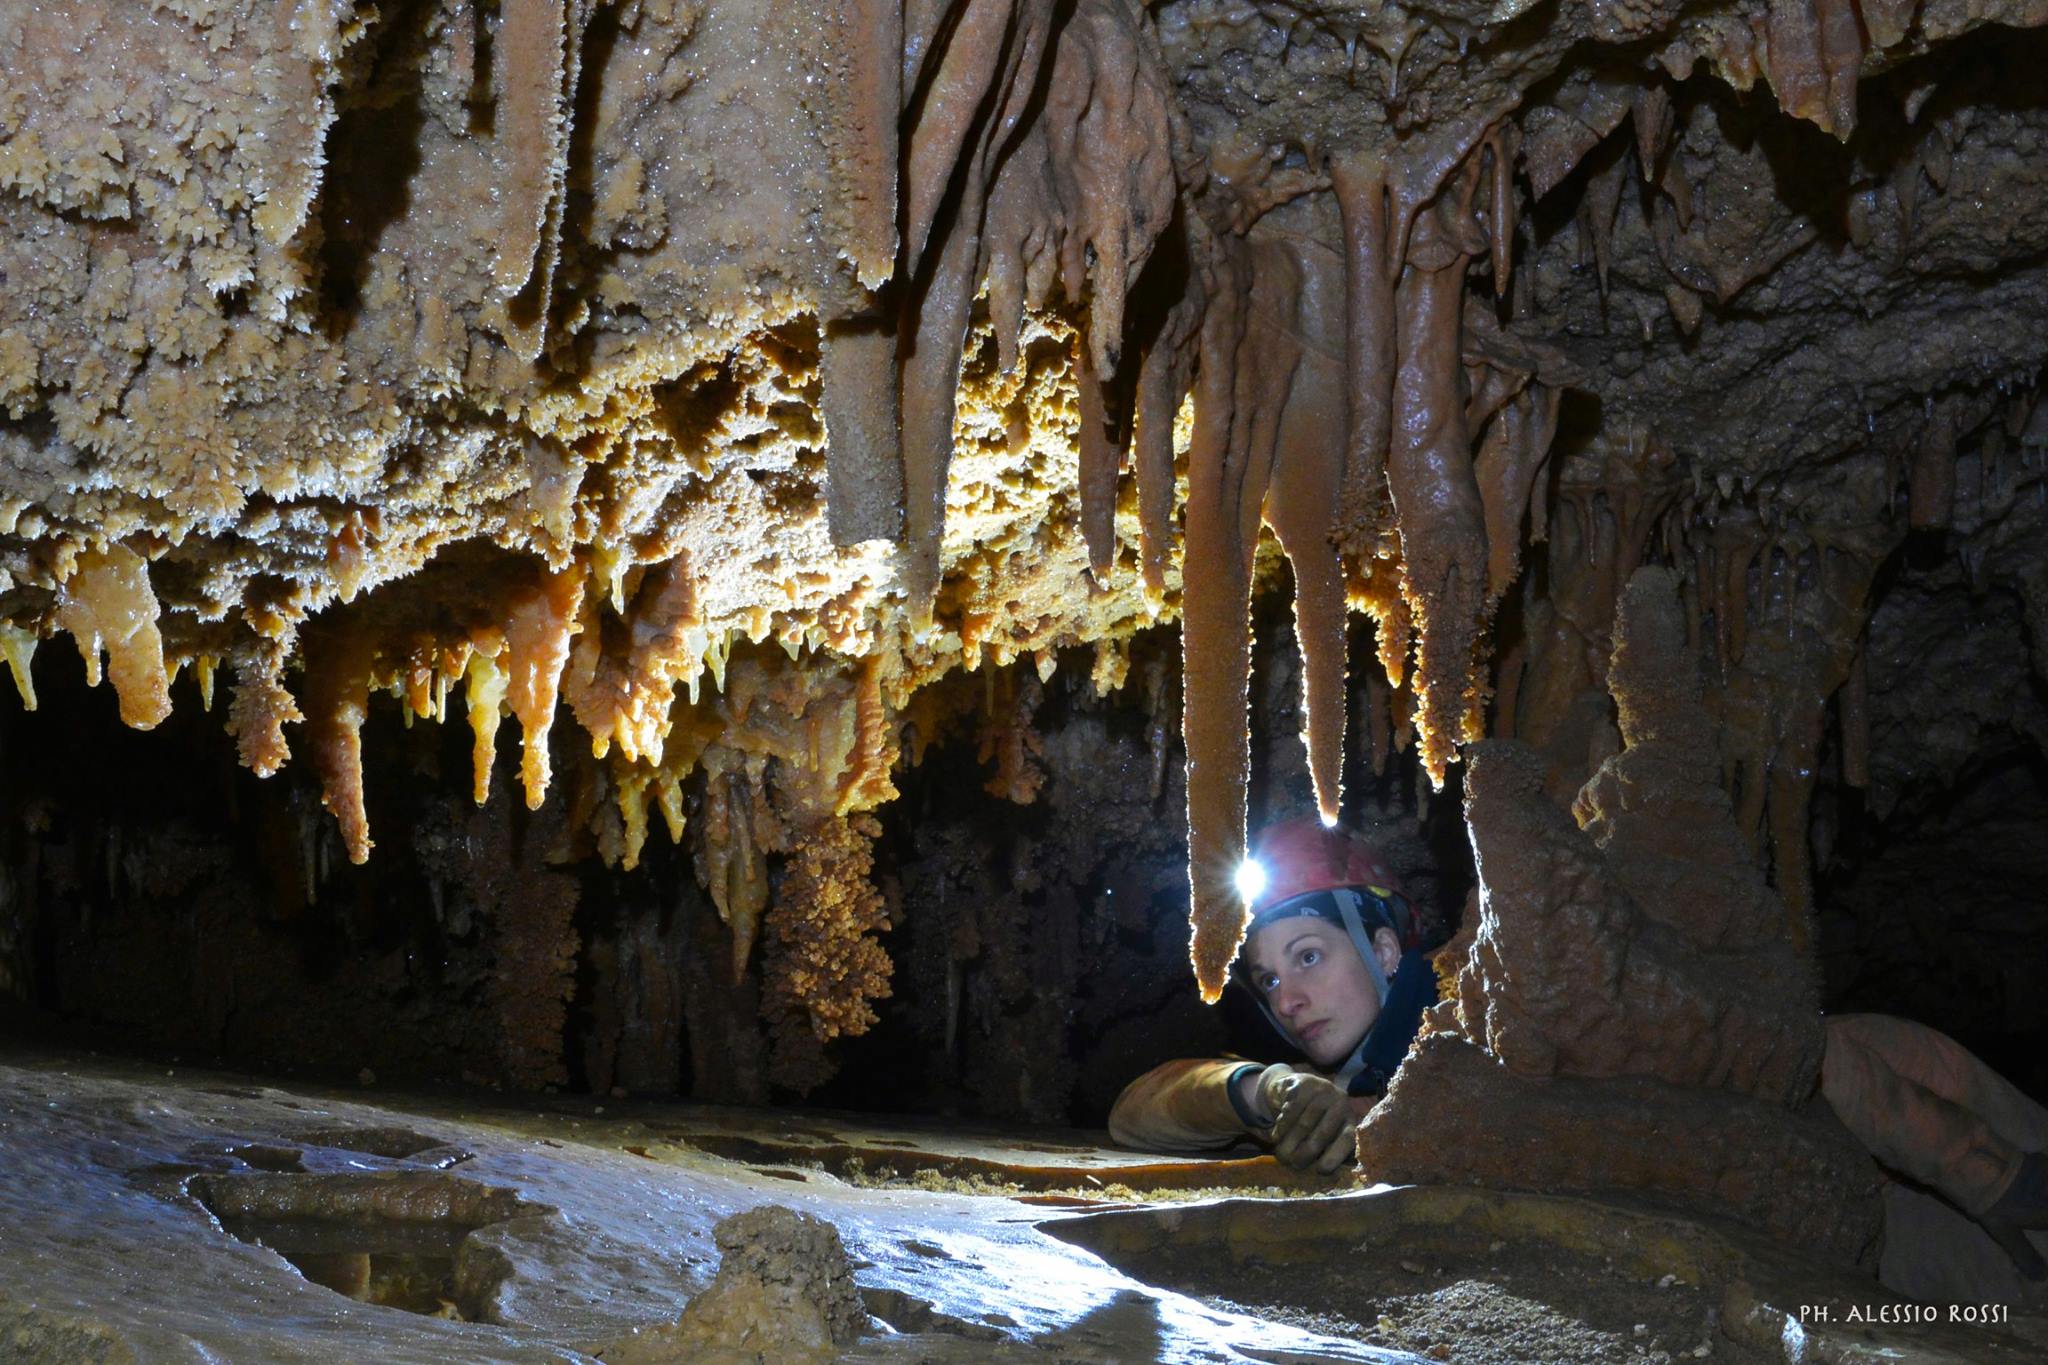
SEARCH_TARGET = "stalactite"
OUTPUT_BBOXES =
[0,624,37,711]
[837,654,899,814]
[825,0,902,290]
[1840,646,1870,789]
[1073,345,1123,584]
[1263,233,1351,823]
[1713,508,1763,670]
[302,620,379,864]
[1388,187,1491,786]
[562,555,702,765]
[1909,404,1958,529]
[1042,0,1180,382]
[464,643,509,804]
[897,3,1055,629]
[54,545,173,730]
[1133,296,1200,609]
[503,565,585,811]
[1331,152,1398,550]
[819,320,906,546]
[1182,228,1303,1001]
[694,755,776,983]
[1764,0,1866,139]
[226,644,303,779]
[490,0,578,360]
[1483,127,1518,297]
[1474,384,1563,601]
[978,667,1047,804]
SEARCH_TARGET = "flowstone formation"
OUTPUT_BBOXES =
[6,0,2048,1085]
[1358,569,1884,1260]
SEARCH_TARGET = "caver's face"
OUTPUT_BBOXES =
[1244,919,1401,1070]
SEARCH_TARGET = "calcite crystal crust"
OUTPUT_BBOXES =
[6,0,2048,1055]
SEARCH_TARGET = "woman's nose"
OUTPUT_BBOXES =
[1276,980,1308,1016]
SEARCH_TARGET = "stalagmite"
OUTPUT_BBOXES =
[503,566,585,810]
[53,545,173,730]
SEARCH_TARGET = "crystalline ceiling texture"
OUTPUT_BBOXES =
[4,0,2048,1055]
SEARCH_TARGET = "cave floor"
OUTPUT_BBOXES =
[1,1050,2041,1365]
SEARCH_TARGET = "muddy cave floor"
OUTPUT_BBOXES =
[3,1049,2044,1365]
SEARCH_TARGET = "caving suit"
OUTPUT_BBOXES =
[1822,1013,2048,1301]
[1107,950,1438,1153]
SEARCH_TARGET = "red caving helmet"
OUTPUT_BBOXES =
[1243,817,1423,949]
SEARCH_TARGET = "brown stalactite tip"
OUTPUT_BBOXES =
[821,319,907,547]
[303,622,379,865]
[1075,345,1120,585]
[1263,233,1351,822]
[1180,241,1256,1002]
[505,565,587,812]
[1332,151,1397,529]
[1388,201,1490,786]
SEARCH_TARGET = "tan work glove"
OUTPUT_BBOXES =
[1249,1064,1358,1173]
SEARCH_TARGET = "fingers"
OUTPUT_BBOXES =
[1273,1088,1349,1169]
[1299,1097,1354,1172]
[1313,1112,1358,1173]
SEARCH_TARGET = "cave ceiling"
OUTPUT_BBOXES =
[4,0,2048,1037]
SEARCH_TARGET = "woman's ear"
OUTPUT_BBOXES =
[1372,926,1403,976]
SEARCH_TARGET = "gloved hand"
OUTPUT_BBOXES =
[1250,1064,1358,1173]
[1982,1150,2048,1281]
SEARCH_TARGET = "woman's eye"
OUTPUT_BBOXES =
[1300,949,1320,967]
[1258,975,1278,993]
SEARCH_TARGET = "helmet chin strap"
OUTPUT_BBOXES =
[1331,888,1391,1086]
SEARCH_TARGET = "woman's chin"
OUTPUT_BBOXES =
[1304,1041,1351,1070]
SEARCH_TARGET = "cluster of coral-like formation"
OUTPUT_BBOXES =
[6,0,2048,1068]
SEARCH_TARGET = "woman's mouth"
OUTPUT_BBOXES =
[1299,1021,1326,1042]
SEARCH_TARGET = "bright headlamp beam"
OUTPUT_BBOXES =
[1234,857,1267,904]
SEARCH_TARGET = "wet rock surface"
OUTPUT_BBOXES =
[9,1049,2046,1365]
